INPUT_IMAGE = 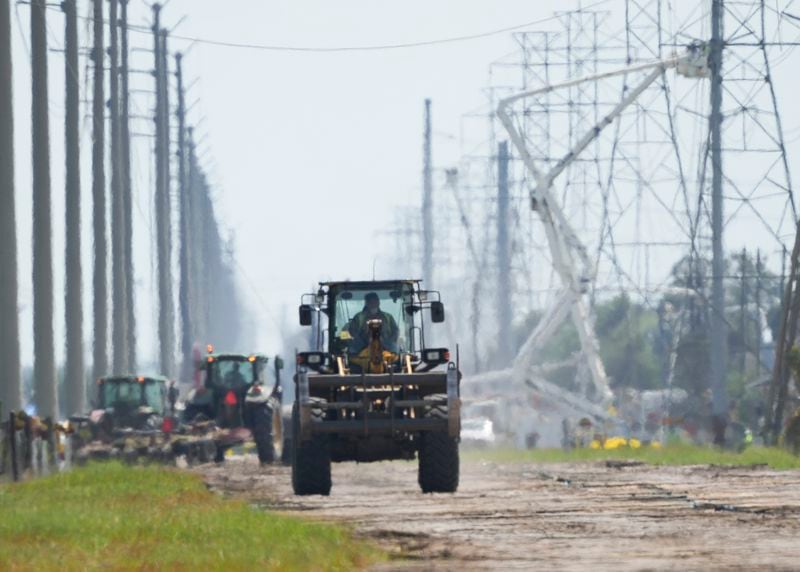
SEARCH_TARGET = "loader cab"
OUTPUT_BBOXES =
[298,279,446,367]
[329,283,413,355]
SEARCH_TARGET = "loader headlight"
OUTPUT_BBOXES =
[297,352,326,368]
[423,348,450,364]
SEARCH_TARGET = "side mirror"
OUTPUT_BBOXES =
[431,301,445,323]
[299,304,313,326]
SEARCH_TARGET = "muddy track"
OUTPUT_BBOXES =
[196,457,800,570]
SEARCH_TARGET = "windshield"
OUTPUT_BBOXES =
[101,379,165,414]
[210,359,256,389]
[331,284,414,354]
[102,381,140,408]
[142,382,166,414]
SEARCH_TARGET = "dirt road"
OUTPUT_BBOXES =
[198,456,800,570]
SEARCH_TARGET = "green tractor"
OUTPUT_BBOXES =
[184,351,284,464]
[293,279,460,495]
[87,375,172,439]
[66,375,176,462]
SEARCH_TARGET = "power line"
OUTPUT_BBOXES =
[73,2,612,54]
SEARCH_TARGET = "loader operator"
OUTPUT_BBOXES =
[343,292,399,354]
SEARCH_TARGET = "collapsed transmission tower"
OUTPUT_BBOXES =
[497,44,711,405]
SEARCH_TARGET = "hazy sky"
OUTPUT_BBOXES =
[8,1,800,374]
[9,0,591,370]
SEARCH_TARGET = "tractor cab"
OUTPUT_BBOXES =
[185,352,276,427]
[184,350,286,464]
[94,375,169,432]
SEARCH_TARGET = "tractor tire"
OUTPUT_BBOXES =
[281,411,293,466]
[214,442,225,464]
[418,394,459,493]
[291,400,331,496]
[249,402,281,465]
[183,404,209,424]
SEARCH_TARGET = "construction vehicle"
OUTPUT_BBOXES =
[86,375,172,440]
[184,350,284,464]
[293,279,460,495]
[67,375,176,462]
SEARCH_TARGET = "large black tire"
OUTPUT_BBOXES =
[249,403,277,465]
[183,403,210,424]
[281,411,293,466]
[291,400,331,495]
[418,394,459,493]
[214,443,225,464]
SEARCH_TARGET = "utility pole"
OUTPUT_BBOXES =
[153,4,174,378]
[120,0,136,371]
[91,0,107,381]
[109,0,128,374]
[497,141,512,362]
[0,0,21,414]
[755,250,762,374]
[767,217,800,442]
[31,0,57,418]
[63,0,83,415]
[161,26,175,377]
[739,248,747,376]
[422,98,433,288]
[709,0,729,446]
[188,130,207,342]
[176,52,193,382]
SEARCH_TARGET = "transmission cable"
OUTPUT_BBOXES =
[72,1,612,53]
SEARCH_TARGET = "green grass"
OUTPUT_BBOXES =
[0,463,380,571]
[464,444,800,470]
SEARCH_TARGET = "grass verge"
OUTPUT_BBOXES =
[464,444,800,470]
[0,462,380,571]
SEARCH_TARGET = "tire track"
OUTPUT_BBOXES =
[197,457,800,570]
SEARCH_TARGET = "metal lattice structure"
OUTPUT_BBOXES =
[384,2,800,445]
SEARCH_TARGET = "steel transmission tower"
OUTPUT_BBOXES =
[623,1,796,443]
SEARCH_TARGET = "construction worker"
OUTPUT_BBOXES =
[167,381,179,414]
[224,362,248,391]
[343,292,399,353]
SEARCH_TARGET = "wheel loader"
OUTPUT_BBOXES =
[292,279,460,495]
